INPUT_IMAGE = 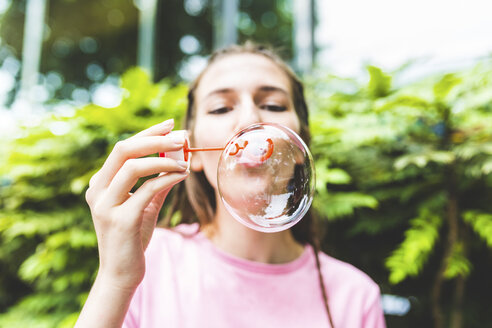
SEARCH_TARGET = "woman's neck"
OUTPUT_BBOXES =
[202,197,304,264]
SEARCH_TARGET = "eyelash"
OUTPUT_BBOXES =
[209,107,233,114]
[209,104,287,114]
[260,104,287,112]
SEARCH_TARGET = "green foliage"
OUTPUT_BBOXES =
[313,158,378,220]
[367,66,392,98]
[314,191,378,221]
[2,60,492,327]
[0,68,187,326]
[443,242,472,279]
[385,209,442,284]
[394,150,455,170]
[433,74,462,101]
[463,211,492,248]
[307,59,492,326]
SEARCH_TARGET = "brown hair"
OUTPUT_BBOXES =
[164,42,334,327]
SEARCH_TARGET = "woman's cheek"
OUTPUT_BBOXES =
[195,117,230,145]
[202,151,221,189]
[265,114,300,135]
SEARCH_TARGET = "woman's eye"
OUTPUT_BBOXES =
[209,107,233,114]
[261,104,287,112]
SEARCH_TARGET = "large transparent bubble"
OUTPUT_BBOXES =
[217,123,315,233]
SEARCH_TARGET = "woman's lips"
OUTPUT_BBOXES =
[237,157,266,168]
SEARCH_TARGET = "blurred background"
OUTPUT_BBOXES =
[1,0,491,327]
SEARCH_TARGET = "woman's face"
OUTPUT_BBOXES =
[191,53,301,190]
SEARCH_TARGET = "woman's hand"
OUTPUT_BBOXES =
[85,118,188,291]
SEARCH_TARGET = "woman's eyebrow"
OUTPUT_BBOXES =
[256,86,289,96]
[205,88,234,99]
[204,86,288,99]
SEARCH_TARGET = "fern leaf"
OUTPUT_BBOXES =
[386,210,442,284]
[433,74,462,101]
[444,242,472,279]
[463,211,492,248]
[394,150,454,170]
[314,192,378,220]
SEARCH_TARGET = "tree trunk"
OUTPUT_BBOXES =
[450,275,466,328]
[432,168,459,328]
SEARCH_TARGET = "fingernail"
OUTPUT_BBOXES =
[178,170,189,177]
[177,160,188,168]
[162,118,174,127]
[171,134,184,145]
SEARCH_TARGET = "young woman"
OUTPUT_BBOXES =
[76,43,386,328]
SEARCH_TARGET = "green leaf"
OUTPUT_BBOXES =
[443,242,472,279]
[394,150,455,170]
[454,142,492,160]
[315,160,352,191]
[0,210,86,241]
[58,312,80,328]
[169,211,182,227]
[314,192,378,220]
[433,73,462,101]
[367,66,392,98]
[375,95,431,113]
[386,210,442,284]
[463,211,492,248]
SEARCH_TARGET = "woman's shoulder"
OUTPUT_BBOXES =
[316,251,386,326]
[317,251,380,292]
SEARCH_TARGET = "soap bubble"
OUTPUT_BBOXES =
[217,123,315,233]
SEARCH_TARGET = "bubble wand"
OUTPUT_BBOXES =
[160,139,273,162]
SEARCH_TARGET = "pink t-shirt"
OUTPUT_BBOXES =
[123,224,386,328]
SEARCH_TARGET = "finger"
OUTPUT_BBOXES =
[131,118,175,139]
[128,183,170,217]
[147,186,169,211]
[122,171,189,216]
[89,171,99,188]
[90,120,175,189]
[106,157,188,205]
[95,134,187,189]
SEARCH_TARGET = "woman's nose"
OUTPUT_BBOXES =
[235,99,262,132]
